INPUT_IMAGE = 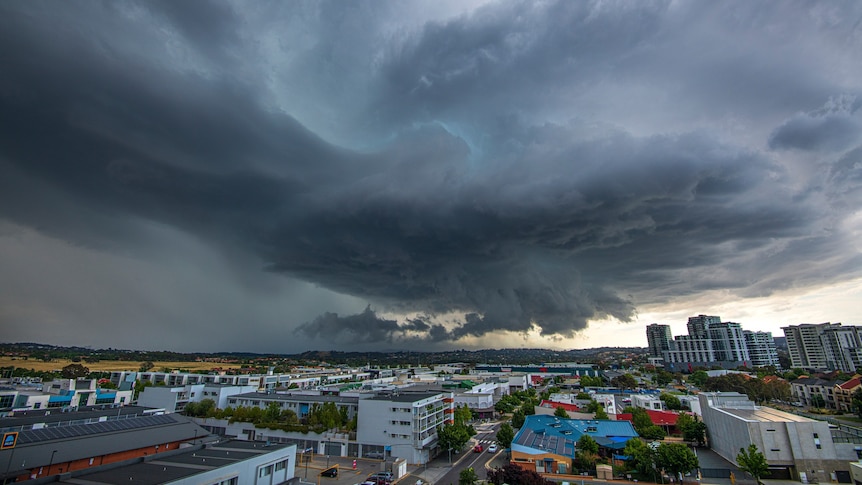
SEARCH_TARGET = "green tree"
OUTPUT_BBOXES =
[184,401,198,417]
[631,408,653,431]
[660,393,682,410]
[736,444,769,483]
[554,406,569,418]
[139,361,154,372]
[612,374,638,390]
[594,407,609,420]
[455,405,472,426]
[654,370,674,387]
[577,434,599,455]
[688,370,709,387]
[655,443,699,479]
[437,424,471,453]
[580,375,603,387]
[512,409,526,428]
[459,467,478,485]
[496,423,515,450]
[852,388,862,419]
[683,420,706,446]
[576,392,591,400]
[623,438,656,480]
[810,394,825,409]
[640,425,667,440]
[61,363,89,379]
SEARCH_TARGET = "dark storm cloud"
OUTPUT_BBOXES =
[2,0,861,350]
[769,96,862,152]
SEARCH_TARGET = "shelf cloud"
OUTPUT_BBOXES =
[1,1,861,351]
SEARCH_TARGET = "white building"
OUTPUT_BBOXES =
[744,330,780,368]
[783,323,862,372]
[699,392,861,483]
[357,391,454,464]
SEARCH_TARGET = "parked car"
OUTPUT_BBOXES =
[369,472,393,481]
[473,444,483,453]
[487,443,498,453]
[365,451,385,459]
[321,467,338,477]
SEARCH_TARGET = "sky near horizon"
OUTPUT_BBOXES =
[1,1,861,354]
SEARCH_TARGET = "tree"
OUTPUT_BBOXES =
[459,467,478,485]
[655,443,699,479]
[496,423,515,450]
[612,374,638,390]
[487,463,555,485]
[683,420,707,446]
[654,370,674,387]
[576,392,591,400]
[455,405,472,426]
[139,361,155,372]
[554,406,569,418]
[810,393,825,409]
[631,408,653,432]
[512,409,526,428]
[852,388,862,419]
[660,393,682,410]
[577,434,599,455]
[61,363,89,379]
[594,407,609,420]
[623,438,656,480]
[580,375,603,387]
[736,444,769,484]
[437,424,470,453]
[688,370,709,387]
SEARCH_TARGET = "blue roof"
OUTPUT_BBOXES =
[513,415,639,456]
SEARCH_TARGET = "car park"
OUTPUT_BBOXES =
[369,472,393,481]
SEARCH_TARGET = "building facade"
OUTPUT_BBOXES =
[698,392,860,483]
[782,323,862,372]
[356,391,454,465]
[744,331,780,368]
[646,324,673,359]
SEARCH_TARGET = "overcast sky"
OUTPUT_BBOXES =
[2,1,861,354]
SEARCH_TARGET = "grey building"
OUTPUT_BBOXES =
[782,323,862,372]
[699,392,861,483]
[743,330,780,368]
[646,324,673,358]
[662,317,751,369]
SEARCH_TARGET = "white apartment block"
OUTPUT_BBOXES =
[654,315,767,369]
[783,323,862,372]
[357,391,454,465]
[226,392,359,422]
[744,330,780,367]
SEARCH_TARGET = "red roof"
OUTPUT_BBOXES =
[617,409,684,426]
[540,400,580,412]
[838,377,862,390]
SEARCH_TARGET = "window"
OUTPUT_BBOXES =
[259,465,273,477]
[275,460,287,471]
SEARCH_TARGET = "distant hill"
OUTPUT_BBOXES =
[1,342,647,366]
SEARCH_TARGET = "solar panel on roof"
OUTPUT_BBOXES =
[17,414,177,444]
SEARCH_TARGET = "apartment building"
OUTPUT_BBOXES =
[651,315,776,369]
[137,383,257,412]
[744,330,780,367]
[356,391,454,465]
[782,323,862,372]
[646,324,673,358]
[791,377,838,409]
